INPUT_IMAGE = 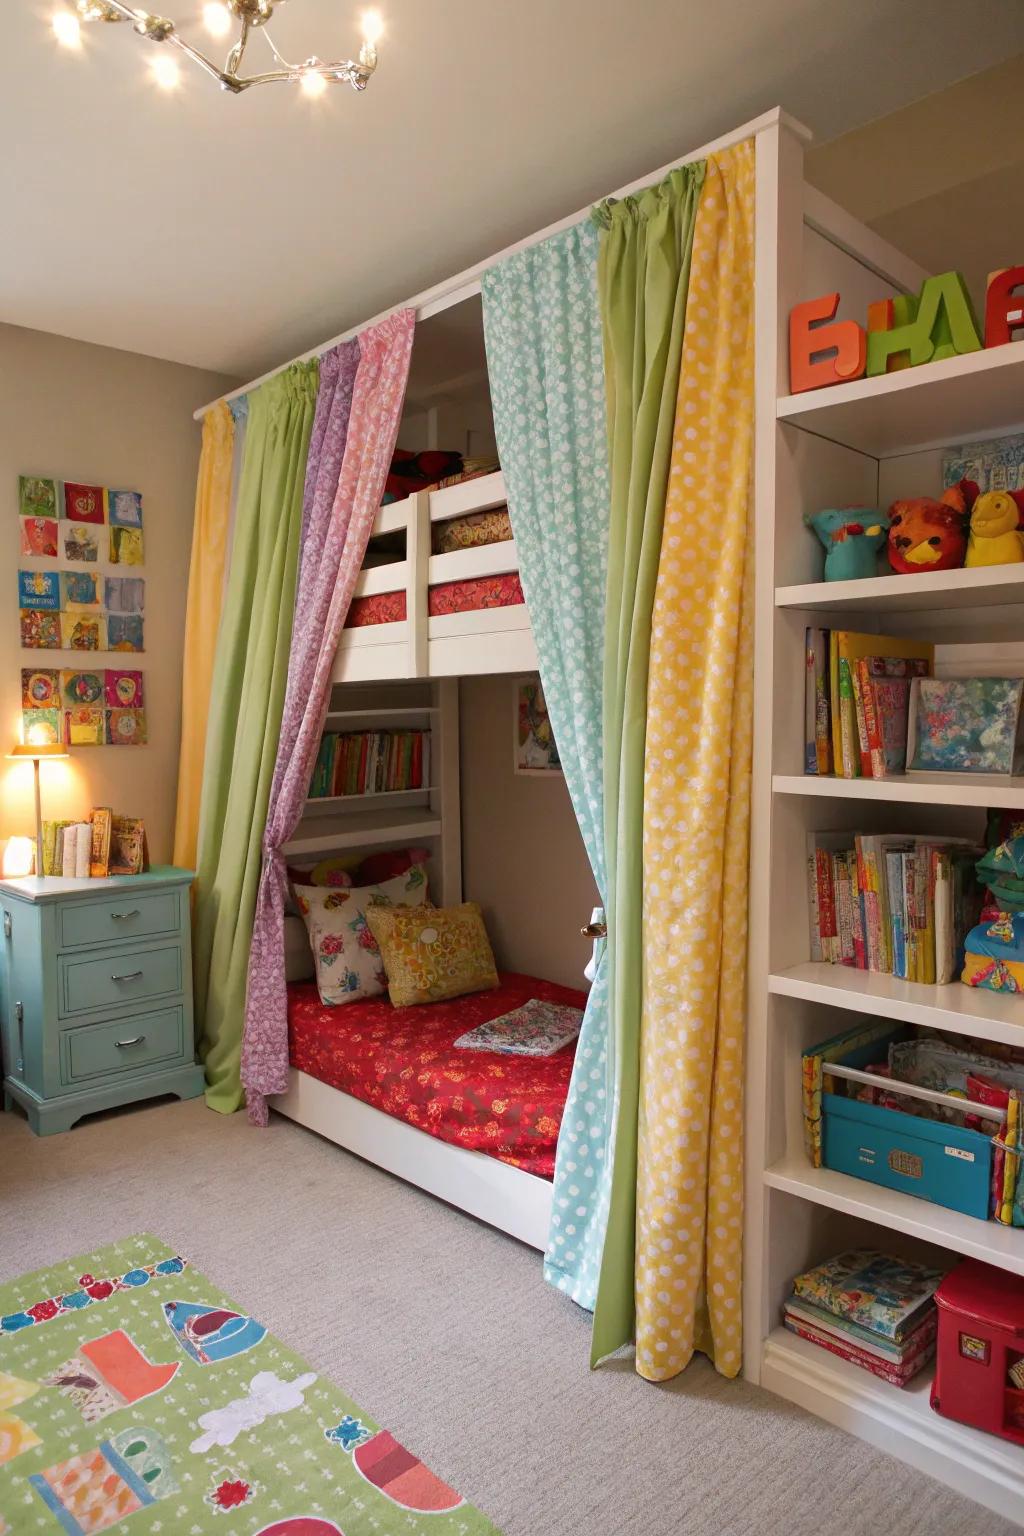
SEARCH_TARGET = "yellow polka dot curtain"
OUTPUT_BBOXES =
[595,143,756,1380]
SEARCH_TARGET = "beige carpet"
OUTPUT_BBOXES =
[0,1096,1010,1536]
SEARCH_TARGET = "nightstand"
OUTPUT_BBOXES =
[0,865,204,1135]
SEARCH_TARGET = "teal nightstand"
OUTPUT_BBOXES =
[0,865,204,1134]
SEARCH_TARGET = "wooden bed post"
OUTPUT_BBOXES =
[407,491,430,678]
[434,677,463,906]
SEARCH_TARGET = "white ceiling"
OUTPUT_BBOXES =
[4,0,1024,381]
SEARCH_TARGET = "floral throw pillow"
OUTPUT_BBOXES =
[364,901,499,1007]
[293,864,430,1006]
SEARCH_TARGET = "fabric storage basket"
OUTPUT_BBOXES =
[812,1026,1000,1220]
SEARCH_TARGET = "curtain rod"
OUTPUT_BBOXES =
[194,106,810,420]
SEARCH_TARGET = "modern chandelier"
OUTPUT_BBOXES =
[51,1,383,97]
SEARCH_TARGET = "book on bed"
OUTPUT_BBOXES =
[454,998,583,1057]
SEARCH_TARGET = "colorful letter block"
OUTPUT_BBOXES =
[866,272,981,376]
[985,266,1024,348]
[789,292,866,393]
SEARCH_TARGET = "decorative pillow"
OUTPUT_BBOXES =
[431,508,513,554]
[365,901,499,1007]
[354,846,430,886]
[283,912,315,983]
[294,865,430,1006]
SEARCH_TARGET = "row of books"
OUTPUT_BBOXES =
[42,810,147,878]
[309,730,432,800]
[805,627,933,779]
[784,1248,940,1388]
[807,831,983,982]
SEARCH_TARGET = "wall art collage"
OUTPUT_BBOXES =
[17,474,147,747]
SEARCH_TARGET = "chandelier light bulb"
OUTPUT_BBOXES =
[300,67,328,98]
[150,51,181,89]
[201,1,231,38]
[52,8,82,48]
[361,9,383,46]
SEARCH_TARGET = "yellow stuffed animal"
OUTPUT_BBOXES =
[965,491,1024,567]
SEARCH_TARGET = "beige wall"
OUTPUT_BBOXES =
[459,674,597,992]
[0,324,236,865]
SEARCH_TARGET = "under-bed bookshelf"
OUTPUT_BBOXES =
[747,128,1024,1521]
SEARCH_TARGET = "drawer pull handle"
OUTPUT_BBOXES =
[110,909,140,920]
[110,970,143,983]
[115,1035,146,1048]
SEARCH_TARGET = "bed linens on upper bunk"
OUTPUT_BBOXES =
[287,971,586,1177]
[346,570,524,628]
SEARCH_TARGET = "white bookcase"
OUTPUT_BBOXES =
[282,677,462,907]
[747,128,1024,1521]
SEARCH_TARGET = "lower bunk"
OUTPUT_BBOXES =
[269,971,586,1251]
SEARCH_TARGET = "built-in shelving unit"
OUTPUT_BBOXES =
[747,124,1024,1524]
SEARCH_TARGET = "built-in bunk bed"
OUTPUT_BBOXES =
[268,295,576,1250]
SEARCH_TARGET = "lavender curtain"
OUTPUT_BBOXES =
[242,310,417,1125]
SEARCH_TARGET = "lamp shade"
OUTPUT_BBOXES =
[7,742,67,761]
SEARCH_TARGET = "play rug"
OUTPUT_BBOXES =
[0,1235,501,1536]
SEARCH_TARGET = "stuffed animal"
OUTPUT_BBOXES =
[965,490,1024,567]
[887,485,969,573]
[806,507,889,582]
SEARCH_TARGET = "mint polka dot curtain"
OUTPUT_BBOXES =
[482,221,612,1310]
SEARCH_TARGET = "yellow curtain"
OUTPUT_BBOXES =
[173,400,234,871]
[635,141,756,1382]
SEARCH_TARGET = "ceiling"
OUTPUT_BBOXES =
[4,1,1024,382]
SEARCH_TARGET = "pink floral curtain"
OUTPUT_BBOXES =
[242,310,417,1124]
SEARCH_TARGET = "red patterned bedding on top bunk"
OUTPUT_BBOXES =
[345,571,524,629]
[287,971,585,1177]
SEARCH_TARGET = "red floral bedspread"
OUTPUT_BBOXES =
[287,972,585,1178]
[345,571,525,628]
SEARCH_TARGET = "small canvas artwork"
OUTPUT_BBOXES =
[104,575,145,613]
[910,676,1024,776]
[18,569,60,610]
[106,707,147,746]
[19,475,58,519]
[21,708,61,746]
[61,612,104,651]
[20,610,61,649]
[107,489,143,528]
[22,668,59,709]
[61,668,105,708]
[107,614,144,653]
[63,482,105,524]
[109,526,144,566]
[61,523,100,563]
[20,517,59,558]
[60,570,100,610]
[943,433,1024,495]
[514,677,561,775]
[105,669,143,708]
[65,707,105,746]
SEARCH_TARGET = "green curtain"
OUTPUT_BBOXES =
[193,362,319,1113]
[591,163,704,1363]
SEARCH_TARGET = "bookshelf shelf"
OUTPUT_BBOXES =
[303,787,434,817]
[773,772,1024,809]
[282,809,443,859]
[769,964,1024,1047]
[776,564,1024,617]
[777,343,1024,459]
[765,1159,1024,1277]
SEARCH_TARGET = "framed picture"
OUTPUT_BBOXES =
[513,677,562,776]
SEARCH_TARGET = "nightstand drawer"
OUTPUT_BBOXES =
[59,891,180,951]
[59,943,183,1018]
[63,1007,184,1083]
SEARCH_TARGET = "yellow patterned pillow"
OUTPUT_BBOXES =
[366,902,499,1006]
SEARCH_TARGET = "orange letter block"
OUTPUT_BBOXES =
[789,293,866,394]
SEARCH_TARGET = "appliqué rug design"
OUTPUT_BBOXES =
[0,1235,500,1534]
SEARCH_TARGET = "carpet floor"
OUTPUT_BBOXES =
[0,1096,1010,1536]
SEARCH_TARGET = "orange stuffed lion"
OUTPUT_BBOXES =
[887,483,970,574]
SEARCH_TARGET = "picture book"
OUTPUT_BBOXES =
[855,656,928,777]
[89,808,113,879]
[41,820,74,877]
[909,676,1024,776]
[454,999,584,1056]
[109,815,147,876]
[62,523,100,563]
[18,569,60,611]
[18,475,58,519]
[20,516,58,559]
[784,1295,938,1363]
[829,632,933,779]
[791,1249,943,1342]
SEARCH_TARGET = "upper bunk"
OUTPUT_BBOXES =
[333,293,538,684]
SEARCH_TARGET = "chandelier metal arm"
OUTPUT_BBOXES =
[72,0,380,95]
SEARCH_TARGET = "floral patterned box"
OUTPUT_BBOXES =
[907,676,1024,779]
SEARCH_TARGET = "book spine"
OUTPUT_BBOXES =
[859,659,885,778]
[805,629,818,774]
[829,632,842,778]
[886,850,906,979]
[816,845,838,964]
[852,661,872,777]
[834,853,854,965]
[783,1319,933,1387]
[61,824,77,879]
[814,630,832,775]
[838,656,858,779]
[807,838,822,963]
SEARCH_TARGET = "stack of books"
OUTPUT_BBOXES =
[805,628,933,779]
[784,1249,942,1388]
[807,831,982,982]
[309,730,431,800]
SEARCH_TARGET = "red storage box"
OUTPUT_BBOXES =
[931,1259,1024,1444]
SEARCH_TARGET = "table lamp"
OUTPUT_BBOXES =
[6,741,69,879]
